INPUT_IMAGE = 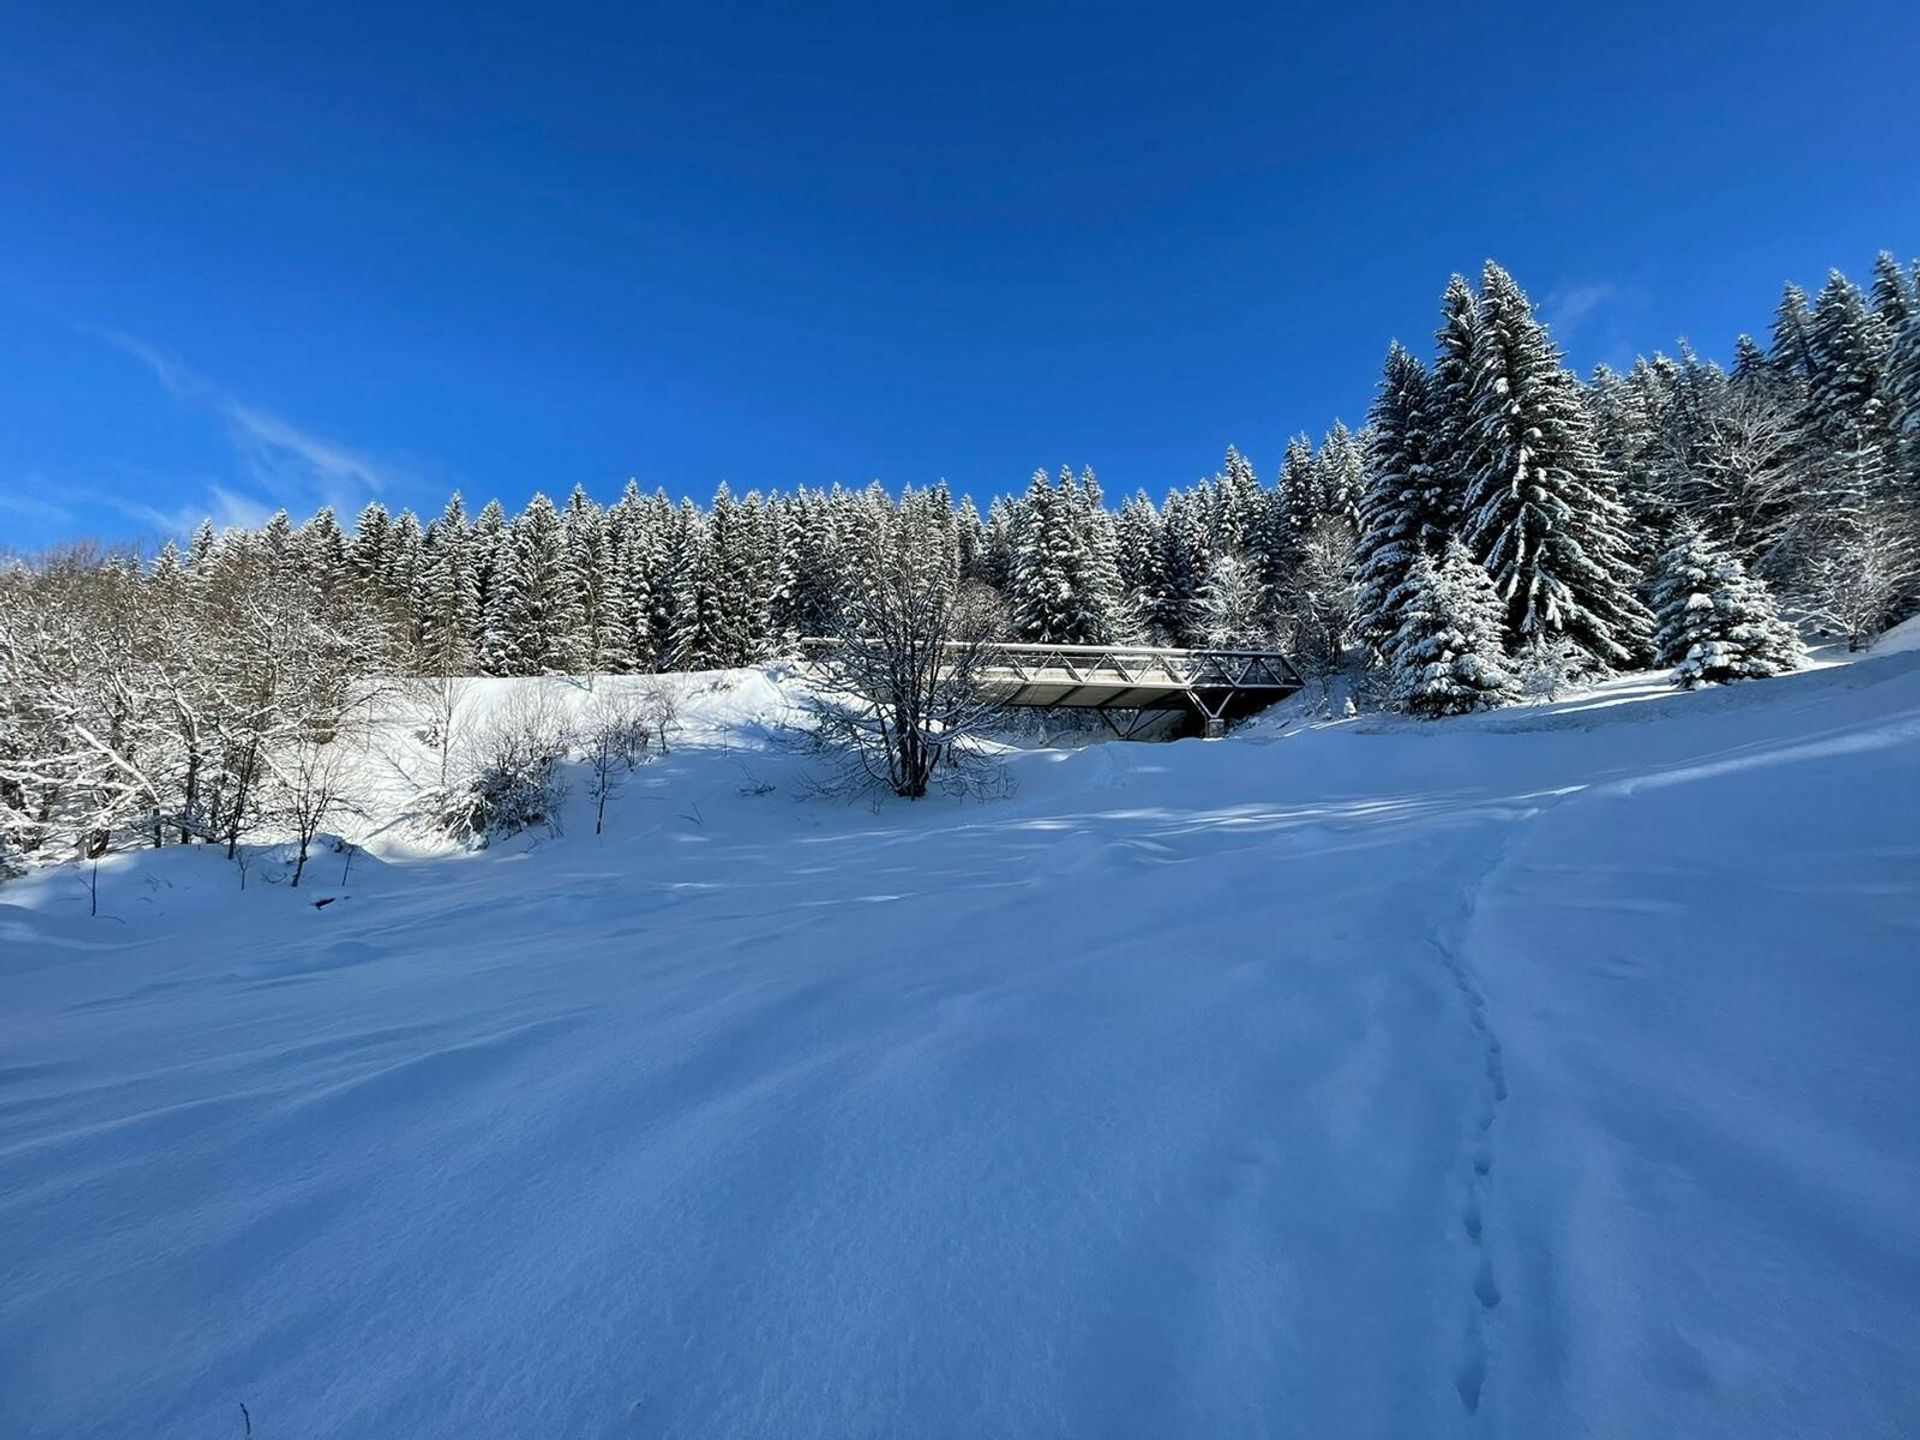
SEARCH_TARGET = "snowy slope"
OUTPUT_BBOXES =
[3,656,1918,1439]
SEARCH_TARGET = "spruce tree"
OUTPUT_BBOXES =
[1770,283,1818,379]
[494,493,582,675]
[1430,274,1484,503]
[1461,261,1652,672]
[1650,521,1803,687]
[471,500,511,673]
[416,492,479,676]
[1272,434,1319,562]
[1871,251,1915,332]
[562,485,617,673]
[1009,468,1109,645]
[1313,422,1366,533]
[349,502,391,583]
[1807,271,1898,505]
[1385,540,1518,716]
[1353,342,1447,657]
[607,481,661,670]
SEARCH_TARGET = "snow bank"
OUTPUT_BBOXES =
[2,653,1917,1438]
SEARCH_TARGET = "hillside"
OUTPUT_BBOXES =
[3,652,1919,1439]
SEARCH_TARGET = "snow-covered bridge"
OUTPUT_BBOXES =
[801,639,1306,733]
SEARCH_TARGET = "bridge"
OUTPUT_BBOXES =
[800,640,1306,736]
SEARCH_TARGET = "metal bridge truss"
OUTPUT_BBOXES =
[800,639,1305,733]
[976,642,1306,723]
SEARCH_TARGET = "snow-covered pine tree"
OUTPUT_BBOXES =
[1271,434,1318,565]
[1871,251,1914,333]
[1461,261,1652,672]
[1585,359,1672,574]
[1650,520,1804,687]
[1115,492,1167,641]
[1313,422,1366,535]
[1075,467,1126,642]
[1895,300,1920,499]
[955,495,988,584]
[298,507,349,595]
[1009,468,1110,645]
[669,483,767,670]
[1385,539,1517,716]
[1807,270,1899,506]
[493,492,583,675]
[415,492,479,676]
[606,481,661,670]
[1770,283,1818,380]
[385,510,426,643]
[1353,342,1446,657]
[561,486,617,674]
[470,500,511,673]
[1215,446,1263,555]
[1150,492,1205,645]
[348,501,391,584]
[1429,274,1484,505]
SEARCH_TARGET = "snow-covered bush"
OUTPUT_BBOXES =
[1651,521,1803,687]
[438,690,575,845]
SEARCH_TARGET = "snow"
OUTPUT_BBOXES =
[4,655,1919,1438]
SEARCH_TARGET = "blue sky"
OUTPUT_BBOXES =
[2,1,1916,549]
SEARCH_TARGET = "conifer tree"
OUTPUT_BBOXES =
[1807,271,1898,505]
[1461,261,1652,672]
[1650,521,1803,687]
[1272,435,1319,563]
[416,492,479,676]
[471,500,511,673]
[1871,251,1914,332]
[493,493,582,675]
[1385,539,1518,716]
[1353,343,1447,656]
[1429,274,1484,503]
[349,501,391,583]
[562,485,617,673]
[1770,283,1818,379]
[1009,468,1110,645]
[299,507,349,594]
[1313,422,1366,533]
[607,481,661,670]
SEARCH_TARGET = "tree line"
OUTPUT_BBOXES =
[5,253,1919,854]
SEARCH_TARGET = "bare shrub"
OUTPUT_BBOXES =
[581,690,650,835]
[638,676,681,755]
[438,689,575,845]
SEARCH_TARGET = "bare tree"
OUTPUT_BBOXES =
[638,675,681,756]
[805,511,1003,799]
[412,673,476,793]
[580,690,649,835]
[1275,518,1358,682]
[271,738,357,887]
[1796,505,1917,651]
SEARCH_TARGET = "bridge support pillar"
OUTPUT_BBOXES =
[1203,717,1226,740]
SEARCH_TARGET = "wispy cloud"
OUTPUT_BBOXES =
[1540,282,1614,343]
[0,488,76,525]
[102,483,273,539]
[96,329,400,533]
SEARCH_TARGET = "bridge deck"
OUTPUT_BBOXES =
[801,640,1305,719]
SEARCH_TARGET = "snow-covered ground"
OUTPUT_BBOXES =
[3,649,1919,1439]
